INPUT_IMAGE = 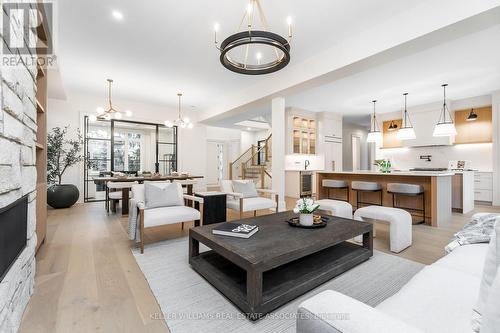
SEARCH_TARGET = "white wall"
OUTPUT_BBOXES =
[47,92,242,201]
[342,121,371,171]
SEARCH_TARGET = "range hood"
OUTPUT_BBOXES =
[403,110,454,148]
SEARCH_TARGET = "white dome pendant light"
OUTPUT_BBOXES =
[433,84,457,137]
[397,92,416,140]
[366,100,382,144]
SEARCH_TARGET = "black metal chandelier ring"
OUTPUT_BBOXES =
[219,30,291,75]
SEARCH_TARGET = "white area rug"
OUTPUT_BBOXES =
[132,238,424,333]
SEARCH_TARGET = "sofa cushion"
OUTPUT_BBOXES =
[227,197,276,212]
[145,182,183,208]
[144,206,200,228]
[376,265,481,333]
[433,243,489,278]
[472,219,500,331]
[481,266,500,333]
[232,180,258,198]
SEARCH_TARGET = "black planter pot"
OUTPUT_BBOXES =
[47,184,79,209]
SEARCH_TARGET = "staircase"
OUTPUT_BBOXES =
[229,134,272,188]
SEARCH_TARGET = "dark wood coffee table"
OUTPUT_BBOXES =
[189,211,373,319]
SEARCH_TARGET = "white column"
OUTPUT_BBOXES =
[272,97,287,211]
[492,91,500,206]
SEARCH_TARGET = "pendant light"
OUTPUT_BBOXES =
[397,92,416,140]
[433,84,457,137]
[164,93,194,129]
[466,108,478,121]
[366,100,382,143]
[94,79,133,120]
[388,120,398,131]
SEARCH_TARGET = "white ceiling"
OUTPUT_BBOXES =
[285,24,500,116]
[55,0,419,111]
[205,20,500,129]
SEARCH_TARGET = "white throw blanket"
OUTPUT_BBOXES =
[128,198,142,242]
[445,213,499,253]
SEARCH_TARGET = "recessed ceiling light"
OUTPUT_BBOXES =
[112,10,124,21]
[247,127,252,131]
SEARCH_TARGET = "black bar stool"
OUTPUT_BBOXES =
[387,183,425,224]
[322,179,349,202]
[351,181,382,210]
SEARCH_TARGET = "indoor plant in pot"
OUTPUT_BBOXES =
[293,198,320,226]
[47,126,83,208]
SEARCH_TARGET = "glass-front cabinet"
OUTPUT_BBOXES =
[292,116,316,154]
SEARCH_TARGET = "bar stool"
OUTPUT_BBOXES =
[351,181,382,210]
[322,179,349,202]
[387,183,425,224]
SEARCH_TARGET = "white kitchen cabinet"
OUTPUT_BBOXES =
[474,172,493,203]
[324,141,342,172]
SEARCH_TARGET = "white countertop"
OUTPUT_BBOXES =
[317,170,455,177]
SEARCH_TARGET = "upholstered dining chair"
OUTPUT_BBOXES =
[220,180,278,219]
[131,181,203,253]
[106,181,138,213]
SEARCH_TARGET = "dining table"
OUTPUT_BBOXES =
[93,175,204,215]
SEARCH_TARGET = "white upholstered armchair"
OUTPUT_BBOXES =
[220,180,278,219]
[131,181,203,253]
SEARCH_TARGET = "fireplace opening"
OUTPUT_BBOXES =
[0,195,28,282]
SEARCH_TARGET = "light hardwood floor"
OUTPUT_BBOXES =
[19,199,500,333]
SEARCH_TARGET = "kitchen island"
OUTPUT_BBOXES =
[317,171,454,227]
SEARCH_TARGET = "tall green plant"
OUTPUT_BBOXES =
[47,126,83,184]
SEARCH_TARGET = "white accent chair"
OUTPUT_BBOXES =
[354,205,412,253]
[106,181,137,213]
[220,180,278,219]
[315,199,353,219]
[131,182,204,254]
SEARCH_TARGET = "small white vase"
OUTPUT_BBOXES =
[299,213,314,226]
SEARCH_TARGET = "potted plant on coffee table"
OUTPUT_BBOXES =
[293,198,320,226]
[47,126,83,208]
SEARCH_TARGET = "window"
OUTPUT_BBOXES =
[83,117,177,202]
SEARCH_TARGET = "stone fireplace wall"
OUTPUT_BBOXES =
[0,42,38,331]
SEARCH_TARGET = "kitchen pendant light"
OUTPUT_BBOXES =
[165,93,193,129]
[397,92,416,140]
[366,100,382,144]
[388,120,398,131]
[433,84,457,137]
[466,108,478,121]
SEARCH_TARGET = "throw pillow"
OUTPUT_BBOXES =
[232,180,258,198]
[481,266,500,333]
[472,218,500,331]
[144,182,184,208]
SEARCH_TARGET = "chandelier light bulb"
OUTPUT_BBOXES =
[286,16,293,25]
[214,22,220,32]
[96,107,104,114]
[164,120,173,128]
[183,117,190,123]
[187,123,194,129]
[180,122,187,129]
[115,112,122,119]
[246,3,253,15]
[89,115,97,122]
[125,110,132,117]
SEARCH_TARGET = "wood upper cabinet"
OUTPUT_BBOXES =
[382,119,403,148]
[454,106,492,144]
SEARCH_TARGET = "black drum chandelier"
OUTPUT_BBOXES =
[214,0,293,75]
